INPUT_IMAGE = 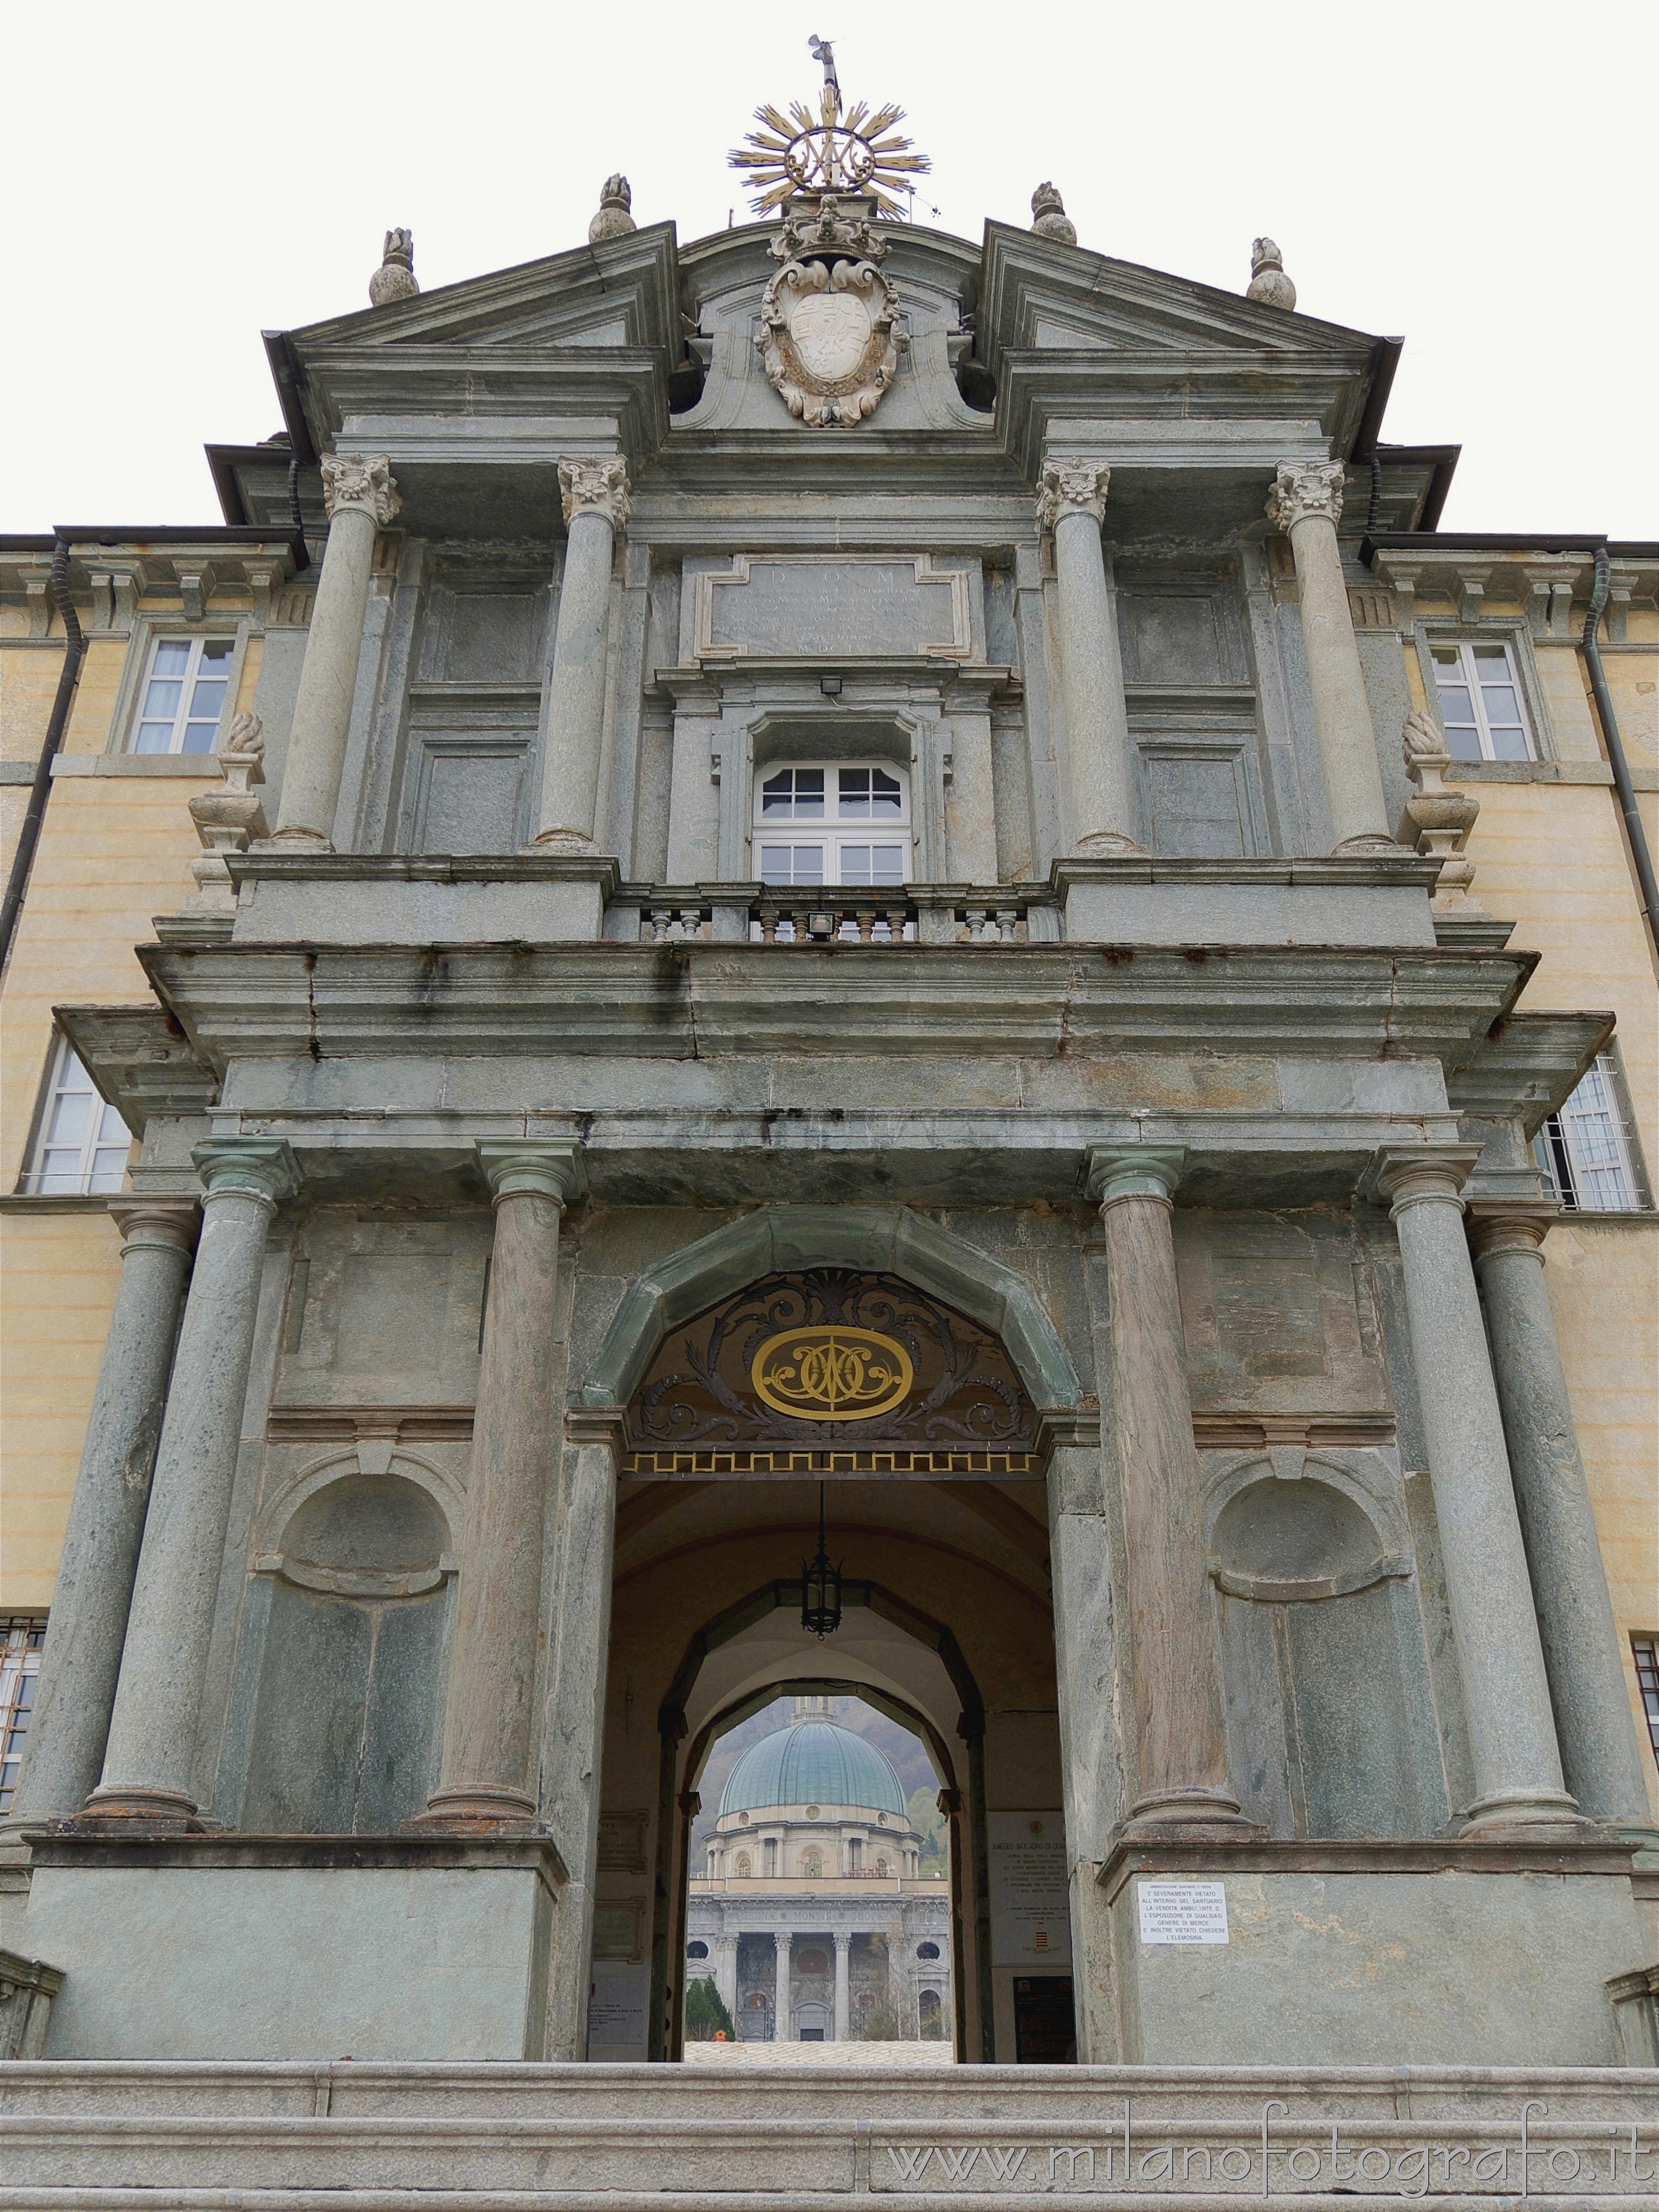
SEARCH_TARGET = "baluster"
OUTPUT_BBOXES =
[649,907,672,944]
[855,908,876,942]
[995,907,1020,942]
[964,905,988,942]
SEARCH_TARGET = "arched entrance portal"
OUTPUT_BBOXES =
[588,1215,1080,2065]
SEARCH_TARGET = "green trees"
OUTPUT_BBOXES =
[684,1977,736,2040]
[906,1786,949,1874]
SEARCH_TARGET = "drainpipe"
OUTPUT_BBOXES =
[0,539,85,976]
[1582,545,1658,958]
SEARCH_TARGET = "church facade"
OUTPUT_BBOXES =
[685,1709,951,2043]
[1,52,1657,2169]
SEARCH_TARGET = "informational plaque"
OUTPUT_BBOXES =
[988,1811,1072,1966]
[1137,1879,1229,1945]
[586,1964,649,2057]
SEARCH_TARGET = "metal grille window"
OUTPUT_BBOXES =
[1634,1639,1659,1769]
[131,634,235,754]
[1535,1055,1649,1212]
[22,1036,132,1195]
[1430,640,1535,761]
[0,1617,47,1813]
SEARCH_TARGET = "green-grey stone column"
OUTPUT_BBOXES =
[271,455,399,848]
[532,459,630,849]
[1088,1143,1256,1839]
[419,1141,584,1830]
[83,1141,296,1827]
[6,1199,197,1829]
[1038,460,1141,855]
[1469,1200,1652,1824]
[1377,1150,1585,1834]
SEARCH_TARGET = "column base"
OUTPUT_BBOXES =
[407,1786,542,1835]
[1458,1787,1602,1842]
[73,1787,221,1834]
[1115,1788,1267,1845]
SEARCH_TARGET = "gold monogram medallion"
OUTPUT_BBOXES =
[751,1325,914,1422]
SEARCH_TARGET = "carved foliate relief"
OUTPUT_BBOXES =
[622,1270,1039,1474]
[756,198,909,428]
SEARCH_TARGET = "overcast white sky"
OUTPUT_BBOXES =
[5,1,1653,537]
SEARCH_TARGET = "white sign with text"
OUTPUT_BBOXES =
[1137,1880,1229,1945]
[989,1811,1072,1966]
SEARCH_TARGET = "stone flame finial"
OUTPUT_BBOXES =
[1246,236,1296,311]
[368,229,419,308]
[1031,182,1077,247]
[1398,710,1484,911]
[590,175,636,244]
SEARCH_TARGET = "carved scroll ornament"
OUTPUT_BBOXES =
[756,199,908,429]
[558,455,632,529]
[321,453,401,527]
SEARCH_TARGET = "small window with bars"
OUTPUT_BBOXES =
[20,1036,132,1195]
[1633,1638,1659,1770]
[0,1617,47,1813]
[1535,1053,1651,1212]
[131,634,235,754]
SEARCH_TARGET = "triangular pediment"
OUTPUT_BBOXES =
[286,222,680,361]
[979,221,1382,366]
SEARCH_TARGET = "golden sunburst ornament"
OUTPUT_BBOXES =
[729,36,930,216]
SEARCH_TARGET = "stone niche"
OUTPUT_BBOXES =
[274,1215,491,1411]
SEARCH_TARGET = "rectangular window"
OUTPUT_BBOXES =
[23,1036,132,1195]
[131,634,235,754]
[1429,640,1534,762]
[1535,1054,1649,1212]
[758,844,826,887]
[1634,1639,1659,1769]
[753,760,913,887]
[760,768,826,820]
[0,1617,47,1813]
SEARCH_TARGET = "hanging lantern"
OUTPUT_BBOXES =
[800,1482,843,1638]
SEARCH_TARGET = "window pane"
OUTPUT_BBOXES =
[46,1092,92,1143]
[134,723,173,754]
[1470,643,1511,669]
[1437,685,1474,723]
[1478,684,1521,721]
[1430,646,1461,669]
[835,767,902,818]
[760,845,823,885]
[88,1157,129,1194]
[1490,726,1530,761]
[141,678,184,721]
[188,677,227,720]
[1446,728,1483,761]
[96,1102,127,1140]
[760,769,824,818]
[181,723,219,754]
[200,639,235,667]
[838,844,907,885]
[152,640,191,676]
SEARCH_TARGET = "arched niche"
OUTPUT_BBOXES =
[240,1457,456,1836]
[1204,1450,1444,1839]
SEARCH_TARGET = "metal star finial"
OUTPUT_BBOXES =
[728,39,930,216]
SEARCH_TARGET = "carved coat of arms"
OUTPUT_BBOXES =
[756,198,908,428]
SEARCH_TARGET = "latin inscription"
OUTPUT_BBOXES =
[876,2107,1657,2195]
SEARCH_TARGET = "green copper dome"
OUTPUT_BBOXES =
[720,1722,908,1819]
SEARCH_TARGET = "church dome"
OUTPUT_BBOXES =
[719,1721,908,1819]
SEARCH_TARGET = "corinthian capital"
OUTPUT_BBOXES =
[1266,459,1345,532]
[321,452,401,526]
[559,456,632,529]
[1036,459,1110,531]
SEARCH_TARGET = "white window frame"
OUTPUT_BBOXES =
[1535,1053,1651,1213]
[0,1616,48,1814]
[22,1035,132,1196]
[751,760,913,888]
[128,631,238,755]
[1427,637,1537,763]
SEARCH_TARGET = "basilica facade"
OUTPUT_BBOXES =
[0,45,1656,2192]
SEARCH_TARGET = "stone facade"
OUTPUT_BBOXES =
[0,81,1655,2178]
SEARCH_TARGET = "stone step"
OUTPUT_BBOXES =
[0,2063,1653,2208]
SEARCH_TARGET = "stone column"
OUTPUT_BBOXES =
[773,1929,792,2042]
[715,1930,739,2019]
[1469,1201,1653,1824]
[532,458,631,850]
[833,1929,852,2043]
[1037,460,1141,855]
[1087,1144,1256,1839]
[1377,1152,1584,1833]
[1266,460,1392,852]
[83,1142,296,1826]
[420,1141,584,1830]
[6,1200,197,1827]
[540,1408,621,2058]
[271,454,400,849]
